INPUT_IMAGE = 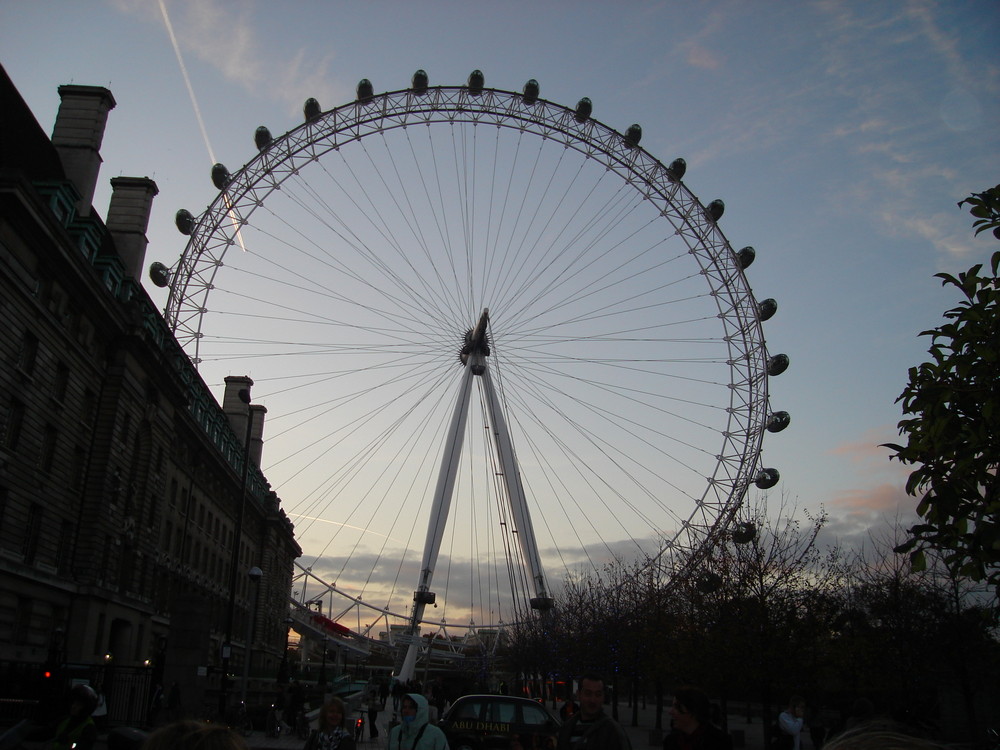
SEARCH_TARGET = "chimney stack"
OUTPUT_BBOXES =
[52,85,116,218]
[249,404,267,467]
[223,376,254,445]
[107,176,159,278]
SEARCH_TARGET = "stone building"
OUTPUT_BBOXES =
[0,65,300,719]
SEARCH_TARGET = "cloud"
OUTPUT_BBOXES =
[115,0,349,116]
[820,427,921,548]
[685,45,724,71]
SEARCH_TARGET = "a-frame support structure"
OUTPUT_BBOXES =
[397,309,554,683]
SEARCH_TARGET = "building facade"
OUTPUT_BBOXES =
[0,65,300,719]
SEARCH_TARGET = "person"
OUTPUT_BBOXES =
[663,686,732,750]
[166,682,182,722]
[776,697,806,750]
[391,679,405,716]
[387,693,448,750]
[379,680,390,709]
[286,680,306,728]
[365,681,381,739]
[305,697,357,750]
[558,699,579,721]
[556,674,631,750]
[91,685,109,732]
[49,683,100,750]
[143,719,248,750]
[0,684,102,750]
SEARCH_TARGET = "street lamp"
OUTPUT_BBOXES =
[278,617,294,683]
[240,566,263,704]
[220,388,255,716]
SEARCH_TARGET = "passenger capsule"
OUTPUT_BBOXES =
[467,69,485,95]
[706,199,725,222]
[767,353,790,376]
[737,246,756,269]
[666,158,687,181]
[303,98,321,122]
[575,97,593,123]
[357,78,374,103]
[758,298,778,321]
[211,163,230,190]
[754,467,780,490]
[732,522,756,544]
[254,126,272,151]
[412,69,429,94]
[175,209,196,235]
[522,79,540,104]
[624,124,642,148]
[149,262,170,288]
[766,411,791,433]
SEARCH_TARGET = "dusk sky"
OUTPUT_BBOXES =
[3,0,998,627]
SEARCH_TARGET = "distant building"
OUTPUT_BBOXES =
[0,64,300,719]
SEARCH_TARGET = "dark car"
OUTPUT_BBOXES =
[440,694,561,750]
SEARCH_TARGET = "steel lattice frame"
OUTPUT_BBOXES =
[164,84,772,600]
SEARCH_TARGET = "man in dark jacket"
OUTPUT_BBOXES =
[663,686,732,750]
[557,674,631,750]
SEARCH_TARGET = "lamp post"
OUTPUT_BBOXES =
[240,566,263,705]
[278,617,294,683]
[219,388,254,715]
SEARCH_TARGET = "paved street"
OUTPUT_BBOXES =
[240,700,770,750]
[55,696,773,750]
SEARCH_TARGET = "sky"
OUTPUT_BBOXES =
[2,0,998,630]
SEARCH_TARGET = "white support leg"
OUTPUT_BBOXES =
[480,366,553,609]
[398,360,478,683]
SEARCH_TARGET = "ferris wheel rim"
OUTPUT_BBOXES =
[162,78,775,626]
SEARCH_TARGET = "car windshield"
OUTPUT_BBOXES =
[486,701,517,723]
[521,703,553,726]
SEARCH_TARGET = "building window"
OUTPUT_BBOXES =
[3,400,26,451]
[120,411,131,446]
[56,520,74,574]
[39,425,58,473]
[0,486,8,548]
[53,362,70,403]
[23,503,42,564]
[16,331,39,376]
[72,445,87,491]
[99,534,112,584]
[94,612,105,655]
[82,389,96,425]
[13,597,33,644]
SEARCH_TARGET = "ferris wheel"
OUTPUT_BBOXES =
[151,70,788,670]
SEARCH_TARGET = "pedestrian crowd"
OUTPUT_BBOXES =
[0,674,955,750]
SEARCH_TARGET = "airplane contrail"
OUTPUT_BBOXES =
[157,0,216,164]
[286,514,404,544]
[157,0,246,251]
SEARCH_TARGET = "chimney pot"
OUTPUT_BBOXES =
[52,85,116,218]
[108,176,159,278]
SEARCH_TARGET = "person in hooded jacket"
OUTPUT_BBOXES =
[305,697,356,750]
[388,693,448,750]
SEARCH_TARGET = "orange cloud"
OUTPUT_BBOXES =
[831,482,911,514]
